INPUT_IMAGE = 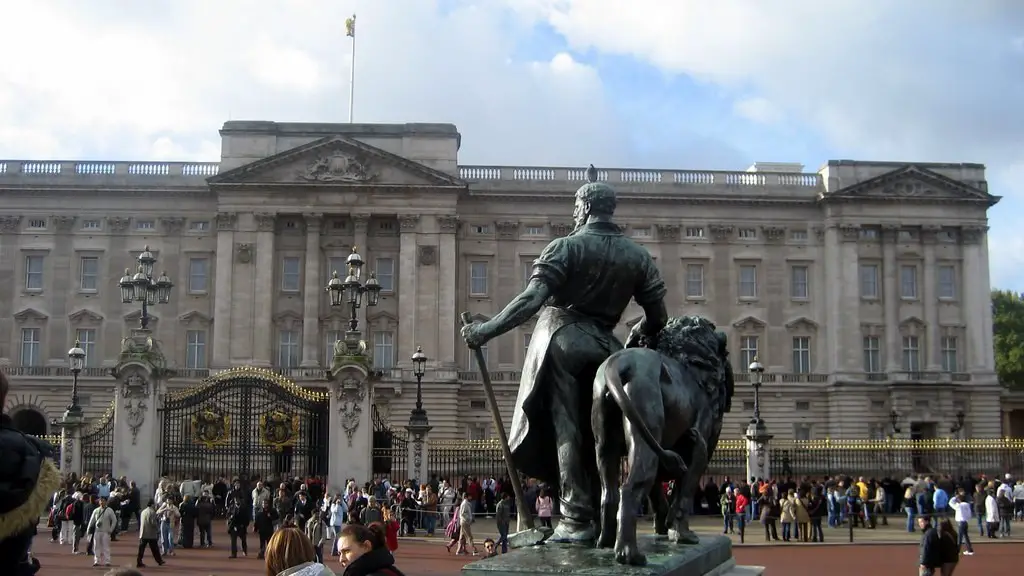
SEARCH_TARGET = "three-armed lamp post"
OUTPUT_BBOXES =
[409,346,429,427]
[118,246,173,330]
[326,247,382,334]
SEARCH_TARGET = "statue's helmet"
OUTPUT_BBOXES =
[574,164,617,216]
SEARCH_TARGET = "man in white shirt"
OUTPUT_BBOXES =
[87,496,118,567]
[948,489,974,555]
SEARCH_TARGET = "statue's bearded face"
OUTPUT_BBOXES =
[572,197,587,231]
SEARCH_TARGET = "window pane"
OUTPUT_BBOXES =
[278,330,300,367]
[76,328,98,367]
[373,331,394,370]
[859,265,878,298]
[791,266,809,299]
[325,330,343,366]
[739,336,758,369]
[20,328,40,366]
[792,336,810,373]
[189,258,208,292]
[686,264,704,298]
[900,265,917,299]
[469,262,488,295]
[328,257,347,278]
[739,266,757,298]
[186,330,207,369]
[469,344,490,371]
[282,257,301,291]
[902,336,919,371]
[938,266,956,299]
[80,257,99,291]
[25,255,44,290]
[375,258,395,292]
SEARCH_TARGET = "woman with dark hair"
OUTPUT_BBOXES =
[937,518,960,576]
[337,523,405,576]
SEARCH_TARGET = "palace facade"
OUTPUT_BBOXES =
[0,120,1013,441]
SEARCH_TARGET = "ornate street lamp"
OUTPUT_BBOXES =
[63,340,86,425]
[119,246,174,330]
[748,357,764,424]
[325,246,381,332]
[950,410,966,437]
[889,409,902,435]
[409,346,429,427]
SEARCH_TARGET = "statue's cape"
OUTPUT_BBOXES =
[508,306,620,483]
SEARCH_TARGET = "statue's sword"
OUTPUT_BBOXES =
[461,312,550,545]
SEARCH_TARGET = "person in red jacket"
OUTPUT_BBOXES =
[735,489,750,535]
[380,507,400,552]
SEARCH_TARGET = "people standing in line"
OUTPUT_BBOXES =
[227,495,250,558]
[87,496,118,568]
[135,500,165,568]
[948,489,974,556]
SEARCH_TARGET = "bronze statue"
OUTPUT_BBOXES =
[461,165,668,543]
[593,317,734,565]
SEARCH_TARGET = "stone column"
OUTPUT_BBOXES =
[47,216,76,364]
[328,362,373,494]
[301,213,323,367]
[745,420,772,482]
[252,214,276,366]
[397,215,420,366]
[111,331,169,500]
[352,214,370,334]
[213,213,237,368]
[437,215,459,367]
[59,423,83,477]
[406,423,432,485]
[962,226,992,371]
[922,226,941,371]
[824,224,861,374]
[882,225,901,373]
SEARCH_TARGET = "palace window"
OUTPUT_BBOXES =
[685,264,704,298]
[790,265,809,300]
[898,229,917,242]
[373,331,395,370]
[522,261,533,289]
[469,261,488,296]
[790,229,808,241]
[76,328,97,368]
[80,256,99,291]
[136,219,155,230]
[278,330,300,368]
[792,336,811,374]
[632,227,651,238]
[27,218,46,230]
[900,265,918,299]
[282,257,301,292]
[902,335,920,372]
[186,330,207,370]
[82,219,102,231]
[793,424,812,441]
[328,257,347,278]
[863,336,881,373]
[685,227,704,239]
[188,257,209,293]
[937,265,956,300]
[859,228,879,240]
[469,344,489,371]
[325,330,343,366]
[739,265,758,299]
[25,255,44,291]
[941,336,959,372]
[189,221,209,232]
[739,336,759,370]
[471,224,491,235]
[738,228,757,240]
[375,258,395,292]
[525,225,544,236]
[859,264,879,299]
[20,328,41,366]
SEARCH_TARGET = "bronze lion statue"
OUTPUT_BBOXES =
[591,316,734,566]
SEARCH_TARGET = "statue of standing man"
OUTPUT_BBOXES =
[461,166,668,543]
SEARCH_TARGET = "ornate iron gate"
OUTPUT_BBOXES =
[159,367,329,480]
[371,405,408,482]
[81,403,115,476]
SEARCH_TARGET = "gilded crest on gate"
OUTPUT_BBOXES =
[191,407,230,449]
[260,410,300,451]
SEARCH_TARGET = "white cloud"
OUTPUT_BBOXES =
[732,97,782,125]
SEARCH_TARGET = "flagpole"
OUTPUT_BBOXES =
[347,14,356,123]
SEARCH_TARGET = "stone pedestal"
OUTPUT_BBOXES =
[745,420,773,483]
[111,329,173,500]
[328,333,374,494]
[406,419,432,484]
[462,535,762,576]
[59,422,83,476]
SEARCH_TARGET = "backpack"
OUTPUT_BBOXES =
[64,502,75,521]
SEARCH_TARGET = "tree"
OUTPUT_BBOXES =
[993,289,1024,389]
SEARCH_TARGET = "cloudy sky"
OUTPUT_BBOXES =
[2,1,1022,289]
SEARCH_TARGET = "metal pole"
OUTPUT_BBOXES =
[348,24,356,123]
[415,373,423,412]
[461,312,534,531]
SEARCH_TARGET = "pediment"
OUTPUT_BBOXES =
[319,309,349,324]
[68,308,104,323]
[900,315,925,328]
[14,308,48,322]
[784,316,818,331]
[821,165,998,206]
[124,310,158,323]
[207,135,465,189]
[732,315,767,330]
[274,310,304,323]
[178,310,212,325]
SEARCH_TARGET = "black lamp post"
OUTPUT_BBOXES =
[409,346,428,427]
[326,247,381,333]
[119,246,173,330]
[64,340,86,424]
[950,410,966,437]
[748,357,764,424]
[889,409,902,436]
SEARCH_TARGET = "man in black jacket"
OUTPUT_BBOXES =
[917,516,942,575]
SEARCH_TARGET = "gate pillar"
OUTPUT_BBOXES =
[111,329,175,500]
[59,420,83,477]
[745,419,773,482]
[328,333,374,494]
[406,422,432,485]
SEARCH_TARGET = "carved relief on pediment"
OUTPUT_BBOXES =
[298,151,377,183]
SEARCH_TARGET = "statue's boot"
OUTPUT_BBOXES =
[549,519,597,544]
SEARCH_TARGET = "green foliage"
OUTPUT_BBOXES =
[993,290,1024,389]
